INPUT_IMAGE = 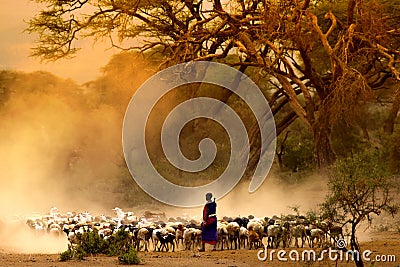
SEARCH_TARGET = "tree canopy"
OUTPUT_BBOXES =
[27,0,400,167]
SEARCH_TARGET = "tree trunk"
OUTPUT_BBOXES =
[313,112,336,167]
[384,86,400,134]
[350,223,364,267]
[276,131,290,171]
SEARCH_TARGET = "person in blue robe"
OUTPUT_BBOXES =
[200,192,217,251]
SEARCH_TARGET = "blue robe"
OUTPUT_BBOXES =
[201,201,218,244]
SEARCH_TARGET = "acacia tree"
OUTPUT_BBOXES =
[320,151,399,267]
[27,0,400,167]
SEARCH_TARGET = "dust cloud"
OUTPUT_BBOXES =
[0,220,68,254]
[0,85,120,216]
[218,172,329,218]
[162,171,329,220]
[0,56,330,254]
[0,74,120,253]
[0,55,151,253]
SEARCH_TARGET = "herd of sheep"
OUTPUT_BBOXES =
[24,207,345,252]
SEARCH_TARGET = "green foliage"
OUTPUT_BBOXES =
[59,229,139,262]
[331,121,368,158]
[107,243,121,257]
[59,246,86,261]
[118,247,141,265]
[320,149,399,264]
[332,149,390,181]
[288,205,300,215]
[281,137,314,172]
[379,129,400,174]
[74,246,87,260]
[321,149,399,224]
[330,103,400,175]
[277,122,315,172]
[305,210,318,224]
[76,230,108,255]
[105,229,133,256]
[59,249,73,261]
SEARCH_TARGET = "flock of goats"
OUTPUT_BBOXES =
[25,207,345,253]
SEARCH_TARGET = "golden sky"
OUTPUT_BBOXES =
[0,0,116,83]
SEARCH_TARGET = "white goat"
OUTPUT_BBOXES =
[136,227,150,252]
[226,222,240,249]
[239,226,249,248]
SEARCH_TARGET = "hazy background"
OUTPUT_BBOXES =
[0,1,329,253]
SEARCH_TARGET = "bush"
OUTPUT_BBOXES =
[74,246,87,260]
[107,243,121,257]
[59,229,137,262]
[118,247,141,265]
[106,228,133,254]
[373,224,390,233]
[59,246,86,261]
[59,249,73,261]
[78,230,108,254]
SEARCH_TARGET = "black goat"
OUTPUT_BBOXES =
[155,231,176,252]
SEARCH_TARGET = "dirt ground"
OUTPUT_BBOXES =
[0,231,399,267]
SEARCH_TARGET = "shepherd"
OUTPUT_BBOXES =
[199,192,218,251]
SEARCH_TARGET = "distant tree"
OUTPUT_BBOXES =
[84,52,154,112]
[276,122,315,172]
[0,70,16,107]
[27,0,400,168]
[320,150,399,267]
